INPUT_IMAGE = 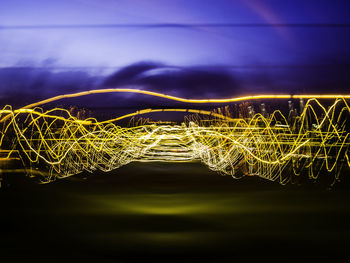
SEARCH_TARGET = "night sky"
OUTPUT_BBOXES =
[1,0,350,107]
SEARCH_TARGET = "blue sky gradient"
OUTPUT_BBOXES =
[0,0,349,105]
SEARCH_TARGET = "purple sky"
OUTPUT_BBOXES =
[0,0,349,106]
[1,0,349,68]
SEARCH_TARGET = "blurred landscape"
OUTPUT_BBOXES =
[2,0,350,262]
[2,162,350,262]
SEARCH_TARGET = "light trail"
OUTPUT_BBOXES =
[17,88,350,109]
[1,95,349,186]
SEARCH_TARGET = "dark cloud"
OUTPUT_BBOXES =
[103,62,161,87]
[0,58,349,109]
[103,62,241,98]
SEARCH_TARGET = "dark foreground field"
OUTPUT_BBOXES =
[1,162,350,262]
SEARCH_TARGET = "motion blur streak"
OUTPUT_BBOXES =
[0,91,349,186]
[15,88,350,110]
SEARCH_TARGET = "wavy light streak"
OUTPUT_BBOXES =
[1,90,349,186]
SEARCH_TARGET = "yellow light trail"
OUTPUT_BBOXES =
[16,88,350,109]
[0,90,349,186]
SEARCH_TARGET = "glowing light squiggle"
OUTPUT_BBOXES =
[1,91,349,186]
